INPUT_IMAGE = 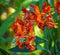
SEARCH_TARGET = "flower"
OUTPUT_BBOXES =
[54,0,60,14]
[11,3,57,51]
[30,3,57,29]
[42,2,50,13]
[11,17,35,51]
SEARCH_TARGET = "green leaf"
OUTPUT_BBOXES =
[35,36,48,45]
[48,0,54,7]
[37,45,45,50]
[52,10,58,21]
[44,27,51,54]
[39,0,46,11]
[10,38,17,48]
[0,1,22,40]
[0,48,10,55]
[0,17,16,40]
[9,46,30,52]
[34,24,44,38]
[22,0,35,7]
[36,45,51,54]
[19,38,25,42]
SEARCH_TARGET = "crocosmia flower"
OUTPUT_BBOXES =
[54,0,60,14]
[11,2,57,51]
[42,2,50,13]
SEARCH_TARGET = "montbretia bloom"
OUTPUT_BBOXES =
[54,0,60,14]
[30,4,57,29]
[11,3,57,51]
[42,2,50,13]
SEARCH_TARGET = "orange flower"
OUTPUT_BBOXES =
[42,2,50,13]
[11,3,57,51]
[30,4,56,29]
[30,4,44,24]
[54,0,60,14]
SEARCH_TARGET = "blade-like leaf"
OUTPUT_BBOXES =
[34,24,44,38]
[39,0,46,11]
[35,36,48,45]
[9,46,30,52]
[36,45,51,54]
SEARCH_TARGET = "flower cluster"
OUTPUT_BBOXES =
[54,0,60,14]
[11,2,57,51]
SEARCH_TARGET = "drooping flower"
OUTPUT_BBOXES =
[54,0,60,14]
[30,3,57,29]
[42,2,50,13]
[11,2,57,51]
[11,14,35,51]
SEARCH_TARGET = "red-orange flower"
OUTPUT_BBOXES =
[54,0,60,14]
[11,3,57,51]
[11,16,35,51]
[42,2,50,13]
[30,3,56,29]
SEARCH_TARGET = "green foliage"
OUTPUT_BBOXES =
[34,24,44,38]
[39,0,46,11]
